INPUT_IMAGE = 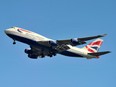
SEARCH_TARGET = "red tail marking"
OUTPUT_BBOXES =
[88,41,102,46]
[92,41,102,46]
[18,28,30,33]
[86,46,95,53]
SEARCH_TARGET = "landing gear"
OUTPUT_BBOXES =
[13,40,16,45]
[41,54,45,58]
[48,51,56,58]
[49,55,53,57]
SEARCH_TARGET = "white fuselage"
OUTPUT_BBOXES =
[5,27,95,58]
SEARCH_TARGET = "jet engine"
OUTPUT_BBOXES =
[49,40,57,46]
[71,38,79,44]
[28,54,38,59]
[24,48,32,54]
[71,38,86,45]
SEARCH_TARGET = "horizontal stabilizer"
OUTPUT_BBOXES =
[88,51,111,56]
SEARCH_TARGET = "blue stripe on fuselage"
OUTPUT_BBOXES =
[60,51,83,57]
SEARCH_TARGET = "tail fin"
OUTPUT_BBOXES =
[83,38,103,53]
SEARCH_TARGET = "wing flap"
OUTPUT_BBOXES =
[54,44,70,52]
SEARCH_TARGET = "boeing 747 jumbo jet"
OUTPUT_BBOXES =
[5,27,110,59]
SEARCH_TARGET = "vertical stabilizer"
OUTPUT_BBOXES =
[83,38,103,53]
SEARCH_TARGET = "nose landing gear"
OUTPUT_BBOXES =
[13,40,16,44]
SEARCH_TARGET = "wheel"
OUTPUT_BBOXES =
[50,55,52,57]
[13,41,16,44]
[48,54,53,57]
[41,54,45,58]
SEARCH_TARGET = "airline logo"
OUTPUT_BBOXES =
[88,40,102,46]
[17,28,31,33]
[86,39,103,53]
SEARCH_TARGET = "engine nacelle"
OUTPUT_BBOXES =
[71,38,86,45]
[49,40,57,46]
[28,54,38,59]
[71,38,79,44]
[24,48,32,54]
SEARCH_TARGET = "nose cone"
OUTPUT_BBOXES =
[4,28,13,36]
[5,28,14,34]
[4,28,15,39]
[4,29,9,35]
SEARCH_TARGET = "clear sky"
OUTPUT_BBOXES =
[0,0,115,87]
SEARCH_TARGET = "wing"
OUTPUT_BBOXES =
[57,34,107,46]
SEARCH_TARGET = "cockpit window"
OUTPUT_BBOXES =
[17,29,22,33]
[11,26,16,28]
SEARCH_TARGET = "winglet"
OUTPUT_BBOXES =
[100,34,107,37]
[78,34,107,41]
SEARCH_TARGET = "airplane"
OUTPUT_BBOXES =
[4,27,110,59]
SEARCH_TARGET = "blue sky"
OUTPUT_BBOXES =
[1,0,115,87]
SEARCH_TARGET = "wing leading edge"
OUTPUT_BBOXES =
[56,34,107,46]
